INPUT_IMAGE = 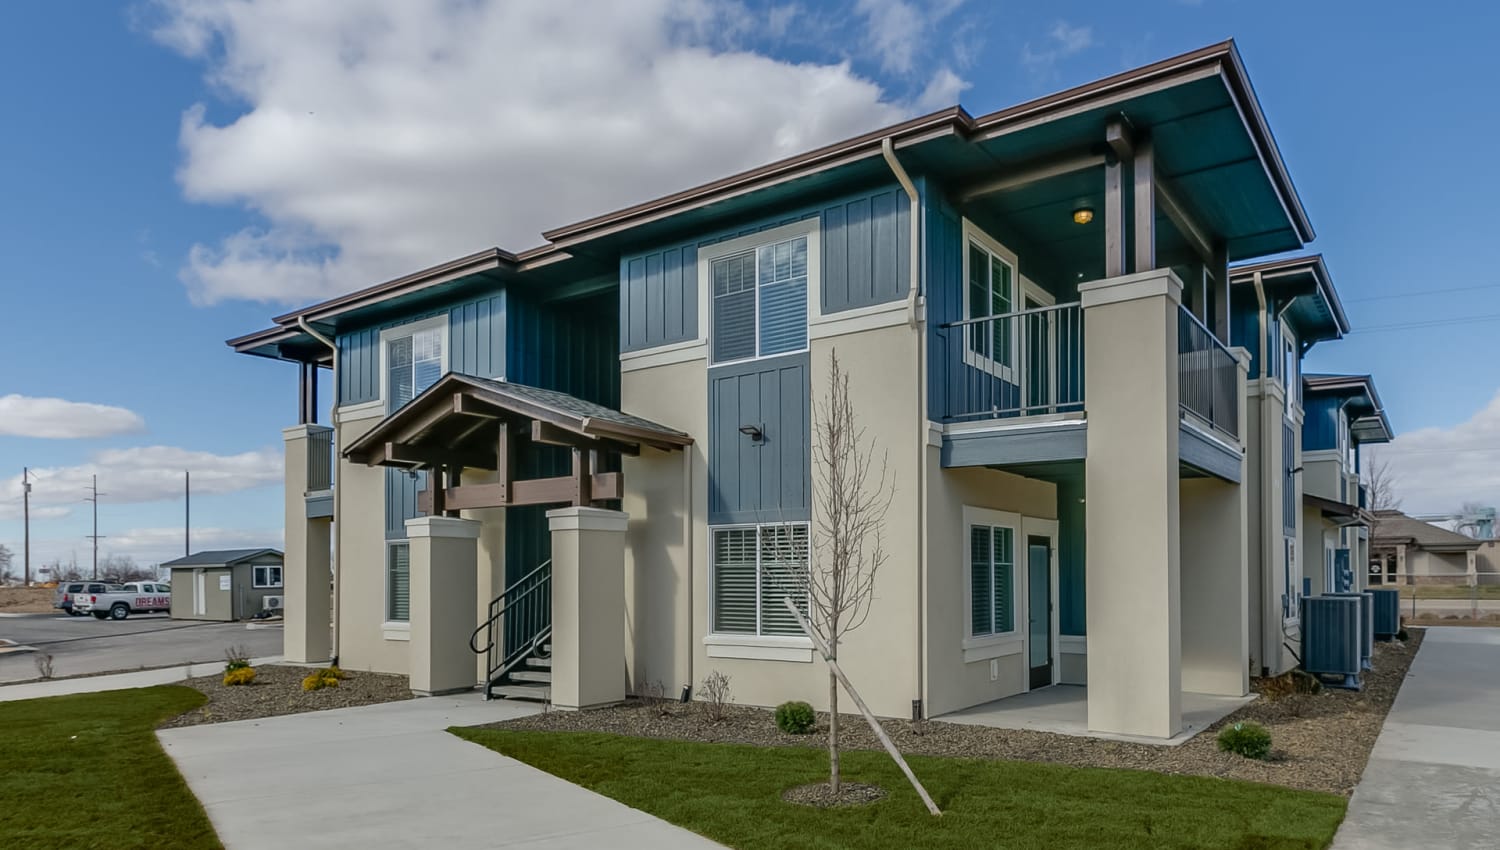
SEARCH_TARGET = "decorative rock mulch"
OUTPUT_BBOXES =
[782,781,887,808]
[160,664,413,729]
[485,630,1424,796]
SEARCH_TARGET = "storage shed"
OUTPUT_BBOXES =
[163,549,285,621]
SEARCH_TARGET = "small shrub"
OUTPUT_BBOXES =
[1217,721,1272,760]
[699,670,733,723]
[34,652,54,680]
[302,667,343,691]
[321,665,346,680]
[223,666,257,686]
[775,700,816,734]
[636,679,672,717]
[223,645,251,672]
[1396,628,1410,641]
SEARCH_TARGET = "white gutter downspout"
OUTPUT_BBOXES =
[298,316,341,665]
[1251,273,1273,676]
[882,137,927,718]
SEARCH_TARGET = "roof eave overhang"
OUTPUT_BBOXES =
[1231,254,1350,341]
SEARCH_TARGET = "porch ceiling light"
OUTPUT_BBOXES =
[1072,206,1094,225]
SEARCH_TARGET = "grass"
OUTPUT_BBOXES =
[1397,584,1500,600]
[0,686,221,850]
[453,729,1347,850]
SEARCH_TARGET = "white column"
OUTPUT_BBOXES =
[282,425,332,664]
[547,506,628,710]
[1080,268,1183,739]
[406,516,480,695]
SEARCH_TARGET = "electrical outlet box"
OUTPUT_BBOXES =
[989,659,999,681]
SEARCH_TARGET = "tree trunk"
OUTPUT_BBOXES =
[829,667,841,793]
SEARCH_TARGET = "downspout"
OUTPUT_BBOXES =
[882,137,927,717]
[1251,273,1273,676]
[298,316,341,665]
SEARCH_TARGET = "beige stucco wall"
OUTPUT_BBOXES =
[1408,549,1472,580]
[923,463,1056,718]
[1302,455,1342,504]
[1180,475,1249,697]
[335,412,410,675]
[1244,383,1299,676]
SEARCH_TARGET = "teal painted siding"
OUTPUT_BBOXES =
[1302,395,1340,451]
[1058,479,1086,635]
[619,183,911,352]
[707,354,811,524]
[338,292,507,405]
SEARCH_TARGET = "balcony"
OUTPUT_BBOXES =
[1176,304,1239,442]
[939,301,1084,424]
[303,425,334,519]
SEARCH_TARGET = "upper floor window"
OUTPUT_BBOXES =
[962,224,1017,379]
[382,317,447,412]
[710,235,809,364]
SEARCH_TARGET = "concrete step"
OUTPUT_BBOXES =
[525,655,551,669]
[491,682,550,702]
[508,669,552,684]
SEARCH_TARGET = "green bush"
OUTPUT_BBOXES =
[774,701,816,734]
[1217,721,1272,760]
[1397,628,1410,641]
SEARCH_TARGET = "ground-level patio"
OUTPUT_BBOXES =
[937,684,1256,746]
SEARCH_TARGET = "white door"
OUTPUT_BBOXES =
[193,570,206,616]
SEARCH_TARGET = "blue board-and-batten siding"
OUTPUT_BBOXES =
[619,183,912,353]
[338,292,507,406]
[1301,395,1340,452]
[707,354,811,525]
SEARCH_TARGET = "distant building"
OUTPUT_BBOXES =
[163,549,285,621]
[1371,512,1481,586]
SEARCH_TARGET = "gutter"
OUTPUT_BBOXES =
[1251,272,1275,676]
[881,138,928,717]
[297,316,342,665]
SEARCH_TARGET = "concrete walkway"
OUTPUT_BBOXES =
[0,656,282,702]
[1334,627,1500,849]
[158,694,727,850]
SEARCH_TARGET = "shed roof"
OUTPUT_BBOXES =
[1373,512,1481,552]
[161,548,284,568]
[1303,373,1393,444]
[1230,254,1349,346]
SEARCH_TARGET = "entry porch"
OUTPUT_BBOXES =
[938,684,1254,746]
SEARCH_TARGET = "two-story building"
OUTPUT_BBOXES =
[232,41,1365,741]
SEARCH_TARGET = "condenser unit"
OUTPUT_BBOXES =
[1369,587,1401,639]
[1301,595,1362,690]
[1327,591,1374,670]
[262,595,285,611]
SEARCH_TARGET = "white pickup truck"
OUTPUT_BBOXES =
[74,582,172,620]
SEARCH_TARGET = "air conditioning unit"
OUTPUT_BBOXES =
[1301,595,1362,690]
[1327,592,1374,670]
[262,595,285,612]
[1368,587,1401,639]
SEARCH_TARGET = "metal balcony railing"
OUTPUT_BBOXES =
[1177,305,1239,440]
[307,427,334,493]
[940,302,1084,423]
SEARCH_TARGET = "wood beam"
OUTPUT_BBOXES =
[389,393,464,444]
[1211,240,1231,342]
[453,394,500,419]
[1133,136,1155,273]
[531,420,640,456]
[957,152,1105,203]
[1155,178,1214,267]
[381,442,496,470]
[417,472,624,512]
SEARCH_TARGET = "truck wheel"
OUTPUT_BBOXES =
[68,609,84,617]
[92,611,108,620]
[110,603,130,621]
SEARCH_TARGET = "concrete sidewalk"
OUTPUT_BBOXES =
[1333,627,1500,849]
[0,656,282,702]
[158,694,727,850]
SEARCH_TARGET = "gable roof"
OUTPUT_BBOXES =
[161,548,283,568]
[1373,511,1481,552]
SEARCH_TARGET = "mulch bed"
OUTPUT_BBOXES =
[782,781,887,808]
[160,664,413,728]
[482,629,1423,796]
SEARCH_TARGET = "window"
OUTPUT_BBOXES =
[710,235,808,364]
[710,524,809,637]
[1282,329,1299,415]
[968,522,1016,638]
[384,318,446,412]
[252,565,283,589]
[387,542,410,622]
[962,228,1018,378]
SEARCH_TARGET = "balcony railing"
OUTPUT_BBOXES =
[1177,305,1239,440]
[306,426,334,493]
[940,302,1084,423]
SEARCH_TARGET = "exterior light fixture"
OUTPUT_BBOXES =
[738,424,764,443]
[1072,206,1094,225]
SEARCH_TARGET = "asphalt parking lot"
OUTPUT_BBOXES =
[0,613,283,684]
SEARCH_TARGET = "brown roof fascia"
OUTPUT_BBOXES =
[270,247,515,326]
[227,324,298,352]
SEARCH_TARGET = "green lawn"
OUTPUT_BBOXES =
[453,729,1347,850]
[0,686,221,850]
[1398,584,1500,600]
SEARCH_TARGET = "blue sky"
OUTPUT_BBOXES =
[2,0,1497,570]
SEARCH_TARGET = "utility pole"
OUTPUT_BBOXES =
[84,474,106,580]
[185,469,191,557]
[21,467,30,586]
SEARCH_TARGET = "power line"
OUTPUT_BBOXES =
[1346,282,1500,303]
[1348,312,1500,334]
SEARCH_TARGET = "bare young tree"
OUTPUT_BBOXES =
[1366,454,1402,513]
[771,349,892,795]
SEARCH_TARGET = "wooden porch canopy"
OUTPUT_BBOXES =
[343,373,692,514]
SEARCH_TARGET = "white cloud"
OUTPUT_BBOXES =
[17,526,284,573]
[854,0,963,76]
[146,0,966,306]
[1369,389,1500,515]
[1021,20,1095,74]
[0,395,145,439]
[0,445,283,513]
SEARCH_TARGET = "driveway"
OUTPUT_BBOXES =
[158,694,726,849]
[1333,627,1500,849]
[0,613,283,683]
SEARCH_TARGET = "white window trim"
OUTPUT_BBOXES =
[960,220,1020,383]
[378,314,450,412]
[698,218,820,367]
[706,521,814,646]
[251,565,283,589]
[385,540,410,625]
[961,506,1021,645]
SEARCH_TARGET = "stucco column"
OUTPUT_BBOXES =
[406,516,480,695]
[548,506,628,710]
[282,425,332,664]
[1179,348,1251,697]
[1080,268,1183,739]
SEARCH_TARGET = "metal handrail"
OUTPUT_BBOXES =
[469,559,552,699]
[1177,304,1239,440]
[939,301,1084,422]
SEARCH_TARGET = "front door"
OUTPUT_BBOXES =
[193,569,206,616]
[1027,536,1053,689]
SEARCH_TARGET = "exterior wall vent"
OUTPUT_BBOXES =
[1301,595,1362,690]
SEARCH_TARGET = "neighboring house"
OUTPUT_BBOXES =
[232,41,1367,740]
[164,549,285,621]
[1371,512,1481,586]
[1478,541,1500,586]
[1298,373,1392,600]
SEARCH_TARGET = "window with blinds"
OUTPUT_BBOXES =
[386,323,445,412]
[387,542,410,622]
[710,235,808,365]
[965,239,1015,373]
[711,523,809,637]
[969,523,1015,637]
